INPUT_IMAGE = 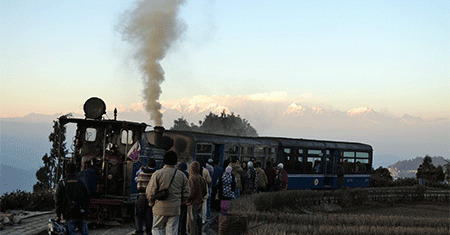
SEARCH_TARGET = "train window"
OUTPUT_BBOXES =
[196,143,213,153]
[306,157,321,173]
[85,128,97,142]
[343,151,355,158]
[343,158,355,173]
[298,149,303,154]
[356,158,369,164]
[284,148,291,154]
[226,145,238,154]
[121,130,133,145]
[254,147,266,167]
[356,152,369,158]
[308,150,322,156]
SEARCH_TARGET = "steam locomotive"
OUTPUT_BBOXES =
[57,97,373,223]
[57,97,170,224]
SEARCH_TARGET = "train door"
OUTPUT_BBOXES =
[214,144,224,165]
[323,150,338,187]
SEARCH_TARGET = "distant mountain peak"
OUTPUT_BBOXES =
[284,102,306,116]
[347,106,374,116]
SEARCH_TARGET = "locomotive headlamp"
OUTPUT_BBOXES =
[84,97,106,120]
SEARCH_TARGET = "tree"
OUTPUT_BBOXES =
[420,155,445,183]
[370,166,393,187]
[170,111,258,137]
[171,117,192,131]
[33,115,69,192]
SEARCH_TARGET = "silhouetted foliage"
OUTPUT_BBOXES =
[33,115,70,192]
[0,190,54,212]
[171,111,258,136]
[417,155,446,184]
[370,166,393,187]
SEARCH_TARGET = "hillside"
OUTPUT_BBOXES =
[0,164,37,195]
[388,156,448,179]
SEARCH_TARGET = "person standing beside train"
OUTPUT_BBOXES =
[228,156,244,198]
[217,166,237,214]
[133,158,157,235]
[177,162,189,235]
[185,161,207,235]
[264,161,276,192]
[242,161,258,195]
[198,160,212,224]
[55,162,90,235]
[210,159,224,212]
[278,163,288,191]
[255,163,268,192]
[146,151,189,235]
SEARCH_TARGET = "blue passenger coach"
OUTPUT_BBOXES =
[144,130,373,190]
[267,137,373,189]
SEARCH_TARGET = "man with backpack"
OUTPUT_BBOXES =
[55,162,90,235]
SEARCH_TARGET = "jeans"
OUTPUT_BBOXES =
[135,194,153,235]
[66,219,89,235]
[234,187,241,198]
[178,205,188,235]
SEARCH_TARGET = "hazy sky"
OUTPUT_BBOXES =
[1,0,449,120]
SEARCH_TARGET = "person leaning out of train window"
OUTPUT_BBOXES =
[255,162,268,192]
[55,162,90,235]
[185,161,207,235]
[228,156,244,198]
[146,151,190,235]
[133,158,157,235]
[278,163,288,191]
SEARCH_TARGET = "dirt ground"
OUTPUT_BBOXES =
[336,202,449,219]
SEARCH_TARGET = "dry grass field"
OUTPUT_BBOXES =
[225,188,449,235]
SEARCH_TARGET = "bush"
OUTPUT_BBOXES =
[392,177,418,187]
[1,190,54,212]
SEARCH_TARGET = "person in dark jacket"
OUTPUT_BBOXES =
[210,159,224,211]
[264,161,276,192]
[178,162,189,235]
[133,158,157,235]
[55,162,90,235]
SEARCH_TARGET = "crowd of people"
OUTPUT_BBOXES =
[134,154,289,235]
[54,152,289,235]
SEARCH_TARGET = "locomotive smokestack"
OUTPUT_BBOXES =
[153,126,165,148]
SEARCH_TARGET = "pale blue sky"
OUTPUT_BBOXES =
[1,0,448,119]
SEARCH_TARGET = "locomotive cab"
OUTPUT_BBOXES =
[57,97,148,224]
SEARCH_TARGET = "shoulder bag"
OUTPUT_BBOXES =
[154,169,177,201]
